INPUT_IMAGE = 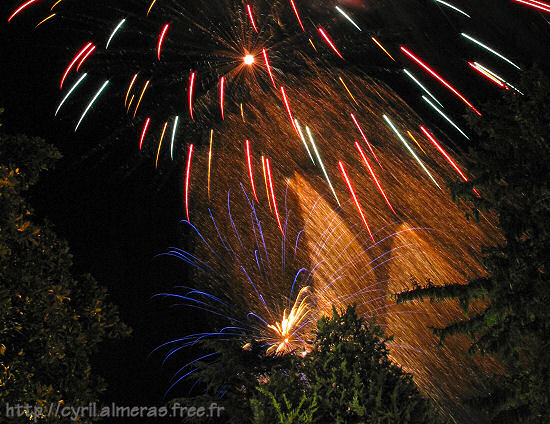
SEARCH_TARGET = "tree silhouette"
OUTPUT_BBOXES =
[0,111,131,423]
[397,67,550,423]
[250,305,441,424]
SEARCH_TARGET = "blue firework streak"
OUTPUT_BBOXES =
[151,182,445,396]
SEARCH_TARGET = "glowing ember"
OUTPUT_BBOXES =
[243,54,255,65]
[266,287,311,355]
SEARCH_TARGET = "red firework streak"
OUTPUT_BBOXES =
[139,117,151,150]
[76,45,96,72]
[261,156,272,212]
[265,158,284,236]
[246,4,258,33]
[419,126,480,197]
[280,87,299,136]
[354,142,396,214]
[157,23,170,60]
[262,48,276,87]
[339,161,375,242]
[219,76,225,120]
[318,27,343,59]
[188,72,196,120]
[60,42,92,89]
[400,46,482,116]
[350,114,382,168]
[185,144,194,222]
[8,0,41,22]
[289,0,305,31]
[419,126,468,181]
[245,140,259,202]
[513,0,550,13]
[468,62,508,90]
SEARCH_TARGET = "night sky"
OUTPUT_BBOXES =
[1,2,187,403]
[2,0,550,410]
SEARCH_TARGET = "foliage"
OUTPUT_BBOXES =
[397,67,550,422]
[249,305,442,424]
[250,386,317,424]
[0,114,131,423]
[169,338,292,423]
[174,306,440,423]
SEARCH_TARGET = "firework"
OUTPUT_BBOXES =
[422,96,470,140]
[8,0,41,23]
[245,139,259,203]
[461,33,521,70]
[59,42,93,90]
[106,18,126,50]
[400,46,482,117]
[371,37,396,62]
[7,0,534,167]
[419,126,468,182]
[7,1,543,421]
[139,117,151,151]
[403,69,444,108]
[74,80,109,131]
[335,6,362,32]
[318,27,344,59]
[433,0,471,18]
[151,66,503,421]
[55,73,87,116]
[513,0,550,13]
[155,121,168,168]
[266,287,311,355]
[170,116,179,160]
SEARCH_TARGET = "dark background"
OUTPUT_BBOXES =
[1,1,188,403]
[2,0,550,407]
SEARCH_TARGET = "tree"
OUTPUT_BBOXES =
[0,111,131,423]
[397,67,550,423]
[168,337,292,423]
[173,305,440,423]
[250,305,442,424]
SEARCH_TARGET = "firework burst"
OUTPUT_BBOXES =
[146,63,510,421]
[8,0,536,166]
[6,1,546,422]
